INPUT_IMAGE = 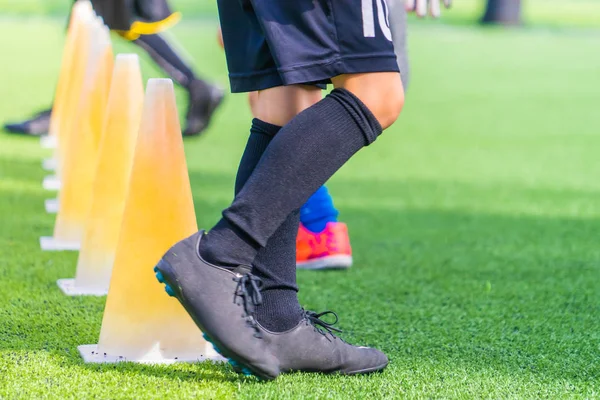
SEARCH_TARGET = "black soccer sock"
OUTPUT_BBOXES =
[252,208,303,332]
[233,119,279,195]
[199,119,277,268]
[134,33,200,89]
[200,88,382,268]
[230,118,303,332]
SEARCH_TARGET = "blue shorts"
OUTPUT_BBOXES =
[217,0,400,93]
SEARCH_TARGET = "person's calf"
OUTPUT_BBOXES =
[202,87,384,268]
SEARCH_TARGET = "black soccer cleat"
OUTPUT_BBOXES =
[258,310,389,376]
[183,81,224,137]
[4,109,52,136]
[154,231,280,380]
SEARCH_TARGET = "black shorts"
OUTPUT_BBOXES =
[88,0,172,31]
[217,0,400,93]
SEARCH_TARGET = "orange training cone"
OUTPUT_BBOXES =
[41,0,94,150]
[78,79,219,363]
[57,54,144,296]
[41,19,112,251]
[56,10,95,172]
[42,7,95,189]
[43,17,109,210]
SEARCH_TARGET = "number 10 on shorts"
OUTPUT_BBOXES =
[362,0,393,41]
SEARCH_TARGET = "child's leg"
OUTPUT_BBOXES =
[156,0,403,379]
[233,85,322,332]
[300,186,339,233]
[199,73,404,325]
[390,0,411,88]
[133,33,224,136]
[246,85,352,269]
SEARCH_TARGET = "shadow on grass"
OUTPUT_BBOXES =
[77,358,244,384]
[1,165,599,385]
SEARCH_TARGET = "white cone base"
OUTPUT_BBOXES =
[43,175,61,191]
[40,135,57,149]
[78,344,226,364]
[57,279,107,296]
[40,236,80,251]
[45,199,59,213]
[43,158,58,171]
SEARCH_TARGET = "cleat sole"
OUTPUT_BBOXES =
[202,331,249,376]
[296,255,353,270]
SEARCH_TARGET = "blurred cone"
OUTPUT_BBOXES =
[57,54,144,296]
[41,20,112,251]
[78,79,217,363]
[42,7,95,187]
[55,8,95,170]
[41,0,94,150]
[41,4,95,188]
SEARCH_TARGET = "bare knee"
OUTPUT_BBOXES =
[332,72,405,129]
[252,85,323,126]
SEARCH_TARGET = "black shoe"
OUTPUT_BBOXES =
[260,310,388,375]
[228,311,388,376]
[154,231,280,380]
[4,109,52,136]
[183,81,224,137]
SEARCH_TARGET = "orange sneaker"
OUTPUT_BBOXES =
[296,222,353,270]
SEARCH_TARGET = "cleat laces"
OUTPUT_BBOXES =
[305,310,343,340]
[233,273,264,338]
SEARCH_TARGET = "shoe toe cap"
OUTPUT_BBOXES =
[354,346,389,372]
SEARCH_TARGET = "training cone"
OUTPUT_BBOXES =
[78,79,219,364]
[57,54,144,296]
[42,8,95,186]
[55,8,95,170]
[41,0,94,150]
[41,20,112,251]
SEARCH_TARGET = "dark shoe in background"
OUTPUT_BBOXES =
[4,109,52,136]
[183,80,224,137]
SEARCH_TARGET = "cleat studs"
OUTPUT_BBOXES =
[155,271,165,283]
[228,359,239,367]
[153,266,158,273]
[212,344,221,354]
[164,285,175,297]
[242,367,253,376]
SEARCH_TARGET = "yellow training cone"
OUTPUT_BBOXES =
[41,5,95,188]
[43,17,109,214]
[57,54,144,296]
[78,79,218,364]
[41,0,94,150]
[55,10,95,172]
[41,19,111,251]
[42,7,95,188]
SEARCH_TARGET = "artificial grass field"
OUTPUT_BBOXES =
[1,6,600,400]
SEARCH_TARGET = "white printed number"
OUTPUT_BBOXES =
[362,0,392,41]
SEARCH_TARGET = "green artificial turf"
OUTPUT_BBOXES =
[1,15,600,400]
